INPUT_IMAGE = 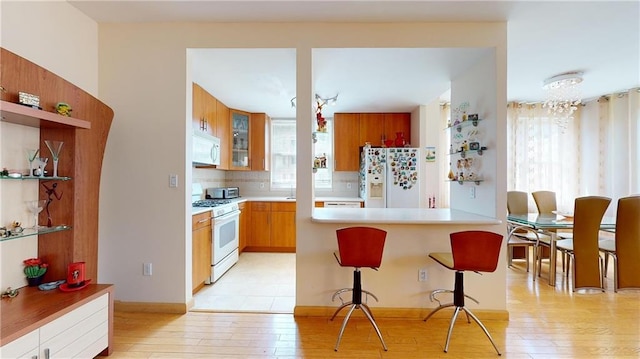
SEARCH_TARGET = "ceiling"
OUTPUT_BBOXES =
[69,1,640,118]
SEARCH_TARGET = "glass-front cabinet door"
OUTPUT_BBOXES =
[230,110,250,170]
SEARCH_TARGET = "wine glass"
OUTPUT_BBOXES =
[26,149,39,177]
[45,140,64,178]
[26,200,47,229]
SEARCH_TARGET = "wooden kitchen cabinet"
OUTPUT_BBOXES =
[229,109,251,170]
[192,211,212,293]
[334,112,411,171]
[238,202,248,253]
[384,113,412,145]
[216,100,231,169]
[250,113,271,171]
[245,201,295,252]
[192,83,216,136]
[270,202,296,250]
[359,113,386,146]
[334,113,361,171]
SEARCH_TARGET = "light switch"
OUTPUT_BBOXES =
[469,186,476,199]
[169,174,178,188]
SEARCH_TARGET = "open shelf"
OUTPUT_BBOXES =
[0,225,71,242]
[0,175,72,181]
[0,100,91,129]
[445,118,482,132]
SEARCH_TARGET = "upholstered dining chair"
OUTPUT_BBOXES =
[598,196,640,292]
[507,191,550,279]
[555,196,611,291]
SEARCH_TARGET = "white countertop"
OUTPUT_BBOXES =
[311,208,502,225]
[191,197,364,215]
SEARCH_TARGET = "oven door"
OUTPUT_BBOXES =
[209,209,240,283]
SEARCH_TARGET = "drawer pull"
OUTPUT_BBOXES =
[197,218,210,224]
[44,348,50,359]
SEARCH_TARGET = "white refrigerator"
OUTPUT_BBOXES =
[359,146,421,208]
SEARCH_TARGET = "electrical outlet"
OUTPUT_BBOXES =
[469,186,476,199]
[143,263,153,276]
[419,268,427,282]
[347,182,352,189]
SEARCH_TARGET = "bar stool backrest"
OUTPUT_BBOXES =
[616,196,640,289]
[450,231,503,272]
[572,196,611,289]
[336,227,386,269]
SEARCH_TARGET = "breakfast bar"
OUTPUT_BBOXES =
[312,207,502,225]
[295,207,507,319]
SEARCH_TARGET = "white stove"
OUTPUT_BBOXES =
[192,183,240,283]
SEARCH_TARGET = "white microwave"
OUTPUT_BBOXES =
[192,130,221,166]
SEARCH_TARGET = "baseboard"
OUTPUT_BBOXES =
[294,306,509,320]
[114,300,188,314]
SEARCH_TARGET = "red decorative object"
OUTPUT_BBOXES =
[384,139,394,147]
[394,132,406,147]
[66,261,86,288]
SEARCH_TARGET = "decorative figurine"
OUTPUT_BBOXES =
[55,102,72,116]
[42,182,63,227]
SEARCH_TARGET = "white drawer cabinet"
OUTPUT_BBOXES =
[0,329,39,359]
[1,286,113,359]
[39,294,109,358]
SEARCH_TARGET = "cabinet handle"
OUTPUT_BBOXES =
[44,348,50,359]
[31,356,38,359]
[262,158,265,169]
[197,218,209,224]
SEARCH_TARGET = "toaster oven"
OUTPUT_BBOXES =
[206,187,240,199]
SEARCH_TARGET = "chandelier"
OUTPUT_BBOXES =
[542,71,583,131]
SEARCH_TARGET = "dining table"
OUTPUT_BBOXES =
[506,213,616,286]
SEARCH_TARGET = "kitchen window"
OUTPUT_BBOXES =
[270,118,332,189]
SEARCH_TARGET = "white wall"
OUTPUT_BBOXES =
[97,21,508,310]
[0,1,99,289]
[449,50,505,219]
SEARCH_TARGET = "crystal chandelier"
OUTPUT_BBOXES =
[542,71,583,131]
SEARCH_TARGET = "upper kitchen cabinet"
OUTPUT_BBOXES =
[384,113,411,146]
[359,113,385,146]
[334,113,361,171]
[192,83,216,137]
[216,100,230,169]
[229,109,251,170]
[334,112,411,171]
[250,113,271,171]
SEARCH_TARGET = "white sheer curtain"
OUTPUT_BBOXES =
[580,88,640,215]
[506,103,580,212]
[507,88,640,215]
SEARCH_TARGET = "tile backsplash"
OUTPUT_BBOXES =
[192,167,360,198]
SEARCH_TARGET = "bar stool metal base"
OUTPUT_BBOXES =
[331,269,388,351]
[424,271,502,356]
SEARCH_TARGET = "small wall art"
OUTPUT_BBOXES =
[425,146,436,162]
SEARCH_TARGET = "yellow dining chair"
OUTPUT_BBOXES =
[598,196,640,292]
[532,190,573,271]
[507,191,550,279]
[555,196,611,291]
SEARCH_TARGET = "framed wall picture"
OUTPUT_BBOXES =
[425,146,436,162]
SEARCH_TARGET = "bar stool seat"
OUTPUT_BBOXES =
[331,226,387,351]
[424,230,504,355]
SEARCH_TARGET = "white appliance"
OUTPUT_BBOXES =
[324,201,361,208]
[359,147,421,208]
[192,184,240,283]
[192,130,221,166]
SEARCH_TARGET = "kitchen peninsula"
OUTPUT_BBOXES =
[312,207,501,224]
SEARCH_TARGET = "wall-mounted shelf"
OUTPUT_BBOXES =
[449,147,487,158]
[448,179,483,185]
[0,225,71,242]
[0,175,72,181]
[446,118,482,133]
[0,100,91,129]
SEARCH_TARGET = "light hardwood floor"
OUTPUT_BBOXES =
[112,255,640,358]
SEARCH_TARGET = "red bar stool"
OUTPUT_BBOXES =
[331,226,387,351]
[424,230,503,355]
